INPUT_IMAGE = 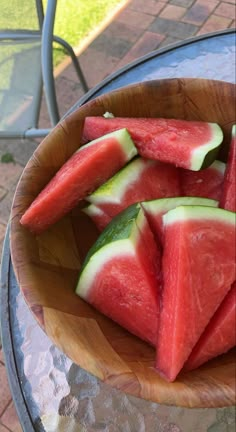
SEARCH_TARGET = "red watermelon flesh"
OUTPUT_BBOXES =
[76,205,161,346]
[142,197,218,246]
[20,129,137,234]
[220,125,236,212]
[180,160,225,200]
[85,157,181,230]
[185,281,236,371]
[156,206,236,382]
[82,116,223,170]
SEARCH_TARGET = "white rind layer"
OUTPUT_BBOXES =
[210,160,226,175]
[83,203,105,218]
[163,205,236,226]
[76,239,136,299]
[77,208,143,299]
[190,123,223,171]
[78,128,137,160]
[86,158,148,205]
[142,197,218,216]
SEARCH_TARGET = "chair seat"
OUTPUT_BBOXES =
[0,39,42,134]
[0,0,88,139]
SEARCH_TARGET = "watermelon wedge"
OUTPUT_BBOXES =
[20,129,137,234]
[84,156,180,229]
[141,197,218,245]
[82,117,223,170]
[185,281,236,371]
[180,160,225,200]
[220,125,236,212]
[76,204,161,346]
[83,204,112,232]
[156,206,236,382]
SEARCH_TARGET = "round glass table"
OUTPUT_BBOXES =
[1,29,236,432]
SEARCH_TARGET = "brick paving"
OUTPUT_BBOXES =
[0,0,234,429]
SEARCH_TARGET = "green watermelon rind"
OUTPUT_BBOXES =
[78,199,220,295]
[86,157,147,205]
[142,197,218,217]
[78,128,138,161]
[163,205,236,226]
[80,203,140,273]
[232,124,236,136]
[76,204,145,299]
[76,239,136,299]
[86,159,225,209]
[191,123,223,170]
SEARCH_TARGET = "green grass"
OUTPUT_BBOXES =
[1,0,126,65]
[52,0,126,64]
[1,152,15,163]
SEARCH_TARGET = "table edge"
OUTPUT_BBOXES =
[68,28,236,111]
[0,225,35,432]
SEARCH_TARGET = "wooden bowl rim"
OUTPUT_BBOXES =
[10,78,236,409]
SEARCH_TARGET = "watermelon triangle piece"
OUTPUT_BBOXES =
[220,125,236,212]
[84,156,180,228]
[185,281,236,370]
[82,116,223,170]
[20,129,137,234]
[180,160,225,200]
[156,205,236,382]
[76,204,162,346]
[142,196,218,245]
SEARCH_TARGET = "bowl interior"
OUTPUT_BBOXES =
[10,78,236,408]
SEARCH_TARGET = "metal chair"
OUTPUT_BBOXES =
[0,0,88,139]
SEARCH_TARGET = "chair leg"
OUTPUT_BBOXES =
[53,35,89,93]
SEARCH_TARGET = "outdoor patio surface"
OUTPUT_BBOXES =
[0,0,235,430]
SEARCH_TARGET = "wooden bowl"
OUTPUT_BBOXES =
[10,78,236,408]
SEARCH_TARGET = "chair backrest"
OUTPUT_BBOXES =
[0,0,44,136]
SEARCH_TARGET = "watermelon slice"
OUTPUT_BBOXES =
[185,281,236,370]
[84,156,180,229]
[20,129,137,234]
[180,160,225,200]
[156,206,236,382]
[82,117,223,170]
[220,125,236,212]
[76,204,162,346]
[141,197,218,245]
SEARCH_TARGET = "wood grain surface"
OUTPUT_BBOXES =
[10,78,236,408]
